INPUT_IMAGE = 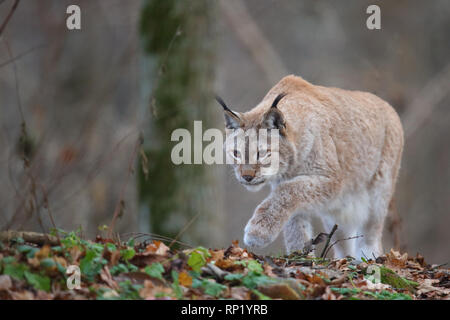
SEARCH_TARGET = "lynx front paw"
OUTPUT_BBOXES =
[243,228,271,249]
[243,214,278,249]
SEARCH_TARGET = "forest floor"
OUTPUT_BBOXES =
[0,229,449,300]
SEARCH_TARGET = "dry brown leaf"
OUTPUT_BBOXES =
[69,246,82,262]
[386,248,408,268]
[139,280,172,299]
[0,275,12,291]
[230,286,250,300]
[209,249,224,262]
[144,240,170,256]
[35,245,51,260]
[100,266,119,290]
[214,258,242,271]
[321,286,337,300]
[264,264,277,278]
[258,283,300,300]
[11,290,35,300]
[178,271,192,287]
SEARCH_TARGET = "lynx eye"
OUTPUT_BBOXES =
[258,150,272,163]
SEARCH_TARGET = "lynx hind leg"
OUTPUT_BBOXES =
[283,213,313,254]
[362,141,402,259]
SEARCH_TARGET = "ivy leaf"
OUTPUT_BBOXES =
[187,247,211,272]
[144,263,164,281]
[224,273,244,281]
[80,250,103,281]
[120,248,136,261]
[171,270,183,299]
[110,263,129,275]
[188,251,206,272]
[24,271,51,292]
[192,278,226,297]
[3,263,29,280]
[40,258,56,269]
[241,272,275,289]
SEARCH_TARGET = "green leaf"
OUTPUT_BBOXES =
[1,256,16,264]
[17,245,34,254]
[24,271,51,292]
[12,237,25,245]
[26,248,40,259]
[241,272,276,289]
[252,289,272,300]
[117,280,143,300]
[224,273,244,282]
[144,263,164,281]
[80,249,103,281]
[192,278,226,297]
[106,243,117,252]
[235,260,263,273]
[171,270,183,299]
[187,251,206,272]
[127,238,135,247]
[3,263,29,280]
[110,263,129,275]
[120,248,136,261]
[40,258,56,268]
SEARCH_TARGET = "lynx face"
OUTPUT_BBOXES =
[217,94,295,191]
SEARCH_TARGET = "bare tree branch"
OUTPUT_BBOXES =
[0,0,20,37]
[219,0,288,85]
[403,62,450,139]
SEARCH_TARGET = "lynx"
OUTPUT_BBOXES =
[216,75,404,259]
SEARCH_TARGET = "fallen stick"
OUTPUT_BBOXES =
[0,230,59,246]
[320,224,338,258]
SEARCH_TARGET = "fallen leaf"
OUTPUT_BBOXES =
[386,248,408,268]
[178,272,192,287]
[258,283,300,300]
[230,286,250,300]
[35,245,51,260]
[0,275,12,291]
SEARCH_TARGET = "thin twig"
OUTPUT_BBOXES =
[108,137,142,238]
[219,0,288,85]
[320,224,338,258]
[0,43,47,69]
[169,211,202,249]
[122,232,193,249]
[323,234,364,259]
[0,0,20,37]
[40,184,61,245]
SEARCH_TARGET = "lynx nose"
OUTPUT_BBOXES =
[242,175,254,182]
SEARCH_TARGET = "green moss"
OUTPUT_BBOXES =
[138,0,216,241]
[379,266,418,292]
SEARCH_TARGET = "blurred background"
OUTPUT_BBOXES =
[0,0,449,263]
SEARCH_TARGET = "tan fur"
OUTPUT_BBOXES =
[222,75,404,259]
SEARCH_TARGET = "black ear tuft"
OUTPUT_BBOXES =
[215,95,231,112]
[215,95,241,129]
[263,108,285,131]
[271,92,287,109]
[264,93,287,133]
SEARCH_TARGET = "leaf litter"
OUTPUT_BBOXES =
[0,229,448,300]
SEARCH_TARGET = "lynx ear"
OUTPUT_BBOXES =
[263,93,287,133]
[215,95,242,129]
